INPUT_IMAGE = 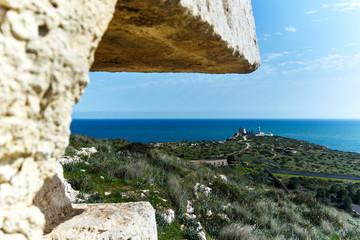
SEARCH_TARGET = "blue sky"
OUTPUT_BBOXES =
[73,0,360,119]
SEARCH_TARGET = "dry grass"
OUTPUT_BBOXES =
[219,223,262,240]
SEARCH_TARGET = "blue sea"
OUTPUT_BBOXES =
[70,119,360,153]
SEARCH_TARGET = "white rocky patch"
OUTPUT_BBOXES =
[217,213,231,222]
[185,200,197,220]
[160,209,175,224]
[59,155,84,165]
[75,147,98,157]
[194,183,212,198]
[196,222,207,240]
[219,174,228,182]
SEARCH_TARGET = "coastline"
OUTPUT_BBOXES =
[70,119,360,153]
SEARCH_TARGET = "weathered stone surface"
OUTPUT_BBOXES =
[43,202,157,240]
[0,0,260,239]
[0,0,117,239]
[91,0,260,73]
[33,162,79,233]
[160,209,175,224]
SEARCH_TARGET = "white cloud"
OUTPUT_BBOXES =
[262,33,272,40]
[281,54,347,75]
[278,61,306,67]
[285,26,297,32]
[349,52,360,67]
[305,10,318,15]
[264,52,290,62]
[311,18,329,22]
[348,42,360,46]
[322,2,360,11]
[266,53,284,60]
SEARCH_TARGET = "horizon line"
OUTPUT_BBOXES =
[71,118,360,120]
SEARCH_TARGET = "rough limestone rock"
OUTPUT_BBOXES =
[43,202,157,240]
[0,0,260,239]
[33,162,80,233]
[75,147,98,157]
[160,209,175,224]
[0,0,117,239]
[92,0,260,73]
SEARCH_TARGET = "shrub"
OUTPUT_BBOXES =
[352,189,360,204]
[63,163,81,173]
[68,174,94,192]
[69,134,95,149]
[287,178,300,190]
[211,178,246,202]
[167,174,187,210]
[182,227,202,240]
[95,141,112,153]
[278,204,300,223]
[87,152,120,175]
[341,195,352,211]
[113,159,156,186]
[227,155,240,164]
[87,192,102,203]
[121,142,151,154]
[201,214,230,237]
[155,213,169,228]
[148,152,189,178]
[292,192,317,207]
[64,145,76,156]
[302,208,335,227]
[219,223,260,240]
[228,203,252,224]
[176,210,187,224]
[316,188,328,203]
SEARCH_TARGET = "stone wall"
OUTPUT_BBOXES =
[0,1,117,239]
[0,0,259,239]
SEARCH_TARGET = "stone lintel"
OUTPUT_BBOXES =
[91,0,260,74]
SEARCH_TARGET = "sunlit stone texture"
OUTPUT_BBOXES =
[92,0,260,73]
[0,0,259,239]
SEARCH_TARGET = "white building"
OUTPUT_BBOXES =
[255,126,273,137]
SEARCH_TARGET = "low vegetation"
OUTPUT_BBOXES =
[63,134,360,239]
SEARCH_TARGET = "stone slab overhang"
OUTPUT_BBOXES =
[91,0,260,74]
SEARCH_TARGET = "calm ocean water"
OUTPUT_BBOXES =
[70,119,360,153]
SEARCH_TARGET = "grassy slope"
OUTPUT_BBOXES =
[63,134,360,239]
[156,135,360,176]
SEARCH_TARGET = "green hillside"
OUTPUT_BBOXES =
[62,134,360,239]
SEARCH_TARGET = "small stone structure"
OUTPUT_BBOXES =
[0,0,259,239]
[233,127,247,138]
[190,159,228,166]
